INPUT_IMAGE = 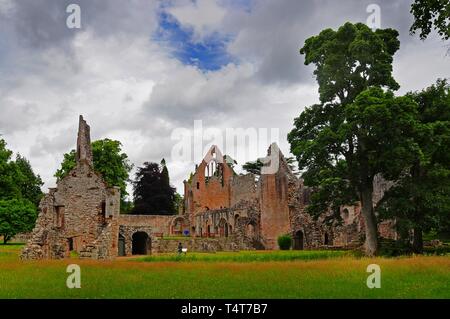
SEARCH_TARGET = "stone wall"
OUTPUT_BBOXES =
[259,146,295,249]
[154,237,240,253]
[21,116,121,260]
[118,214,173,235]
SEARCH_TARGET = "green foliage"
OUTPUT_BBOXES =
[120,200,134,214]
[173,192,184,214]
[14,154,43,207]
[0,140,42,241]
[243,157,298,175]
[1,245,449,298]
[138,250,348,262]
[277,235,292,250]
[289,89,419,218]
[54,139,133,200]
[0,199,37,244]
[377,79,450,252]
[300,22,400,105]
[378,239,413,257]
[242,159,264,175]
[410,0,450,40]
[0,139,21,200]
[289,23,417,256]
[132,161,176,215]
[423,245,450,255]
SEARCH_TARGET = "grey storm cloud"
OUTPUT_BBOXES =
[0,0,447,194]
[225,0,419,86]
[1,0,158,49]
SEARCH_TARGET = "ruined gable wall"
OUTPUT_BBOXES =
[186,160,233,215]
[21,162,120,259]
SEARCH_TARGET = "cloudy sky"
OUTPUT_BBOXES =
[0,0,448,197]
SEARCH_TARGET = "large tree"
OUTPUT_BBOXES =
[55,139,133,201]
[14,154,43,207]
[410,0,450,41]
[0,139,20,200]
[132,161,176,215]
[0,198,37,244]
[0,140,42,243]
[378,79,450,253]
[288,22,417,256]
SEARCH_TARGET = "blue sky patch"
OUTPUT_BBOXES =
[154,11,236,71]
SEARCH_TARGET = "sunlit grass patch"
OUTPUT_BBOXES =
[1,244,449,298]
[135,250,351,262]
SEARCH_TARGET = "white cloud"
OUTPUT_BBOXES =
[167,0,226,42]
[0,0,448,200]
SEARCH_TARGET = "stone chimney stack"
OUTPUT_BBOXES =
[76,115,93,167]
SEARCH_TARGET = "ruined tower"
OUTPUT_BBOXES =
[76,115,93,167]
[21,116,120,260]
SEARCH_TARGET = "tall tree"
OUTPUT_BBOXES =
[132,161,176,215]
[0,140,41,243]
[410,0,450,41]
[0,139,20,200]
[378,79,450,253]
[55,139,133,201]
[288,22,414,256]
[243,157,298,175]
[14,154,43,207]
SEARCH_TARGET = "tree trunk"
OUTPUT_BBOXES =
[360,184,378,256]
[412,226,423,254]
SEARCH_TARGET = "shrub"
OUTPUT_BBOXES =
[378,239,412,257]
[278,235,292,250]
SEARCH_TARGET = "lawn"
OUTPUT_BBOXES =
[0,244,449,298]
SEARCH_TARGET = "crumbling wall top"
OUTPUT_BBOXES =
[76,115,93,167]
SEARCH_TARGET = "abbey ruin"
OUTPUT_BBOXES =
[21,116,395,260]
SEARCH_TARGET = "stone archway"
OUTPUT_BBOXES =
[324,232,332,245]
[246,223,256,238]
[118,234,125,257]
[293,230,304,250]
[219,218,228,237]
[171,216,187,236]
[132,231,151,255]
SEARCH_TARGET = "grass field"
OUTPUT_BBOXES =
[1,244,449,298]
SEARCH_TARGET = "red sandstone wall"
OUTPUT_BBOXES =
[260,171,291,250]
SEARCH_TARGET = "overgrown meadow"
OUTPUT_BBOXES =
[1,244,449,299]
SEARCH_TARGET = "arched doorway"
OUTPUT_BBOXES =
[293,230,304,250]
[171,217,184,236]
[118,234,125,256]
[324,233,332,245]
[132,232,150,255]
[246,223,256,239]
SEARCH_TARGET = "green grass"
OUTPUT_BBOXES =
[135,250,351,262]
[160,236,192,240]
[1,244,449,298]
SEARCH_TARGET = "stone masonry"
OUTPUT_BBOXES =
[184,144,397,250]
[21,116,396,259]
